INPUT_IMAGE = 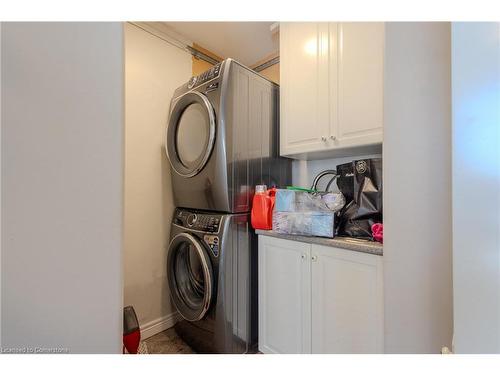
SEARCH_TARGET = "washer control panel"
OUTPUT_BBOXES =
[174,209,222,233]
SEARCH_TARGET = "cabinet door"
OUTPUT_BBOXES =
[258,235,311,353]
[334,22,384,148]
[311,245,384,353]
[280,22,330,156]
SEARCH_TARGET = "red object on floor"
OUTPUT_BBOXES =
[372,223,383,243]
[123,305,141,354]
[251,186,276,230]
[123,330,141,354]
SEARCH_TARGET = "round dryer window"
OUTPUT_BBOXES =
[166,91,216,178]
[176,103,210,166]
[167,233,214,321]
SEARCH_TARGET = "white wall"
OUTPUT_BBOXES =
[383,23,453,353]
[452,22,500,354]
[1,23,124,353]
[123,23,191,338]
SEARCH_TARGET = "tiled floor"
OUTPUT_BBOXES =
[144,327,195,354]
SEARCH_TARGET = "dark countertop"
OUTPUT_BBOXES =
[255,229,383,256]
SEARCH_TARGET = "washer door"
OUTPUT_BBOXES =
[167,233,214,321]
[166,91,216,178]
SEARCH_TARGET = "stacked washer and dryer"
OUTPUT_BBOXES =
[165,59,291,353]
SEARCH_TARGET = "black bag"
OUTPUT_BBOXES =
[335,158,383,239]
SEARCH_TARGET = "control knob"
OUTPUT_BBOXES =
[187,213,197,227]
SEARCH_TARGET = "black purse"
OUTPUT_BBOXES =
[335,158,383,239]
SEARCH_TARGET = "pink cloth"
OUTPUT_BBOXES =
[372,223,383,244]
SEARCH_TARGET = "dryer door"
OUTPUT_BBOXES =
[166,91,216,178]
[167,233,214,321]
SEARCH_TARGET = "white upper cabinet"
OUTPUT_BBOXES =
[335,23,384,148]
[280,23,331,154]
[280,22,384,158]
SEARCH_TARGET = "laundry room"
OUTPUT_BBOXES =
[1,11,499,364]
[123,22,289,353]
[122,21,450,354]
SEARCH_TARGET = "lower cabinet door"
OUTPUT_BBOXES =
[258,236,312,354]
[311,245,384,353]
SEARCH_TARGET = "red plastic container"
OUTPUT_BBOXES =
[251,185,276,230]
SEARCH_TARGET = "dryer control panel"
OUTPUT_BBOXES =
[174,209,222,233]
[187,63,222,89]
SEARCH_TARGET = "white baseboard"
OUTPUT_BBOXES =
[140,311,181,340]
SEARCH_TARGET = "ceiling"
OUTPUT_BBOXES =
[162,22,279,66]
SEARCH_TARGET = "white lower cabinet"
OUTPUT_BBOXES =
[311,244,384,353]
[258,236,311,354]
[258,235,384,354]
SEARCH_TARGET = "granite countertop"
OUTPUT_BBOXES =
[255,229,383,256]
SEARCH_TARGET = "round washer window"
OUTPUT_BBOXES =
[167,233,213,321]
[174,241,207,310]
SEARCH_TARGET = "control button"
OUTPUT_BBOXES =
[187,213,197,227]
[187,76,197,89]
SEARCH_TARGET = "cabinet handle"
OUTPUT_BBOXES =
[330,135,337,141]
[301,253,307,260]
[321,136,327,142]
[311,255,318,262]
